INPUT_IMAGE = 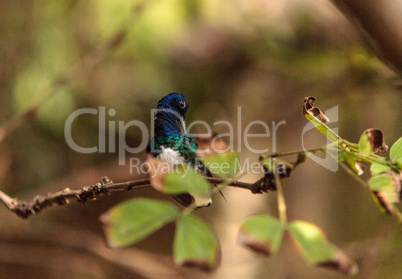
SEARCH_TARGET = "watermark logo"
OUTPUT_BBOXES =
[129,157,289,178]
[301,105,339,172]
[64,107,149,164]
[64,105,339,174]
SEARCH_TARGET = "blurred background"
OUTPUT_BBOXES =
[0,0,401,278]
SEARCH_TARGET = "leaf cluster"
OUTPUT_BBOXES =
[100,96,401,275]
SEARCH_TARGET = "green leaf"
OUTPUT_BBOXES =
[358,133,372,157]
[174,214,220,271]
[305,114,340,143]
[238,215,284,256]
[164,165,210,196]
[202,151,240,178]
[369,172,401,214]
[288,220,358,275]
[337,152,348,162]
[369,174,398,203]
[100,198,178,247]
[370,162,392,175]
[395,158,402,169]
[390,137,402,166]
[338,152,364,175]
[288,220,335,264]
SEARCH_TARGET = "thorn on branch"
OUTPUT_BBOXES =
[76,177,113,204]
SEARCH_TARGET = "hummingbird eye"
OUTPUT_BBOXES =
[179,101,186,110]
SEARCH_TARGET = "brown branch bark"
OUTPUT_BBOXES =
[333,0,402,75]
[0,176,261,219]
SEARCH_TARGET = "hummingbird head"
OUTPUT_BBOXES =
[156,92,189,134]
[157,92,189,119]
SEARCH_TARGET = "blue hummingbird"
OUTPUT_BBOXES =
[147,92,214,207]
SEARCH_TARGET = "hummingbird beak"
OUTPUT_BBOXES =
[179,116,187,134]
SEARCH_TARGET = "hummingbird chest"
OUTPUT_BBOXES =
[152,135,198,167]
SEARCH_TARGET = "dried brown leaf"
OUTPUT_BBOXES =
[355,162,366,176]
[317,249,359,276]
[389,171,402,203]
[178,259,217,273]
[303,96,316,115]
[364,129,388,154]
[303,96,329,123]
[195,133,229,158]
[374,190,394,214]
[371,171,401,214]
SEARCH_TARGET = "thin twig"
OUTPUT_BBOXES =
[273,159,287,225]
[0,176,257,219]
[393,206,402,224]
[326,151,370,189]
[269,146,325,158]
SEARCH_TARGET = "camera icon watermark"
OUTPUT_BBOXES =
[301,105,339,172]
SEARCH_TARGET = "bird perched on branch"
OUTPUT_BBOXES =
[147,92,214,207]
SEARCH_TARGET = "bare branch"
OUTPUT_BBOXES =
[0,176,261,219]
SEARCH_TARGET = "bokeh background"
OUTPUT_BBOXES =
[0,0,401,278]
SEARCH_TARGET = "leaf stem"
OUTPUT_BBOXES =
[326,152,370,189]
[273,159,287,226]
[267,140,343,160]
[269,147,324,158]
[394,206,402,224]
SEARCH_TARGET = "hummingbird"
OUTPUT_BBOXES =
[147,92,213,207]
